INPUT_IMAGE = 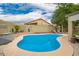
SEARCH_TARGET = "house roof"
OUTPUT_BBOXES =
[24,18,53,25]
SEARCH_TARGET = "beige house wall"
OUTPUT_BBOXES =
[0,25,14,34]
[24,25,53,33]
[25,19,51,25]
[30,19,50,25]
[24,19,54,33]
[0,20,14,34]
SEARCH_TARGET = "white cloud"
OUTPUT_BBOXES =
[0,3,56,24]
[0,11,43,24]
[30,3,56,12]
[0,10,52,24]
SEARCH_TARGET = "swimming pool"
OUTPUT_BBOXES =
[17,34,62,52]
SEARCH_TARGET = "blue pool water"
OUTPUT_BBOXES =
[17,34,62,52]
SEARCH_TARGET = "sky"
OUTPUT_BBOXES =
[0,3,57,24]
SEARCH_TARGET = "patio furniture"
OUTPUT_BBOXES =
[75,35,79,43]
[71,35,79,43]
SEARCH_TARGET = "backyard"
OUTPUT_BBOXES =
[0,3,79,56]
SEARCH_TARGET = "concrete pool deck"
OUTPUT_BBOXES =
[3,33,73,56]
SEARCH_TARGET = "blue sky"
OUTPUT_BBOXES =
[0,3,56,24]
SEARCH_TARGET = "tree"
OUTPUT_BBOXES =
[51,3,79,33]
[14,25,20,33]
[11,28,15,33]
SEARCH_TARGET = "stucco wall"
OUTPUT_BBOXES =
[24,19,54,33]
[25,19,51,25]
[0,24,14,34]
[24,25,54,33]
[31,19,50,25]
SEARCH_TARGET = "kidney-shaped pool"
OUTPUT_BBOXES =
[17,34,62,52]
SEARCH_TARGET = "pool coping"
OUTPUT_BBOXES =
[3,33,73,56]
